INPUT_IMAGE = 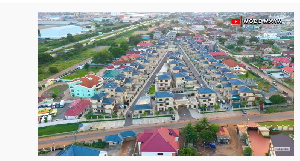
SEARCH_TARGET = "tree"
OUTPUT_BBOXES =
[218,37,226,45]
[243,147,253,156]
[195,117,209,132]
[38,54,55,65]
[269,94,287,104]
[226,44,235,50]
[120,41,129,51]
[241,133,248,140]
[129,35,142,46]
[249,36,259,43]
[291,57,294,63]
[38,86,42,91]
[85,111,93,119]
[182,122,199,144]
[208,123,220,134]
[73,43,83,54]
[245,71,250,78]
[44,116,48,123]
[83,63,90,70]
[110,47,125,58]
[52,93,57,99]
[143,111,147,116]
[49,67,59,74]
[234,46,243,52]
[237,37,245,45]
[155,22,160,26]
[179,146,199,156]
[199,129,215,142]
[217,22,223,27]
[168,107,174,113]
[200,104,207,111]
[92,50,113,64]
[66,33,75,42]
[155,111,160,115]
[241,101,247,107]
[214,103,220,110]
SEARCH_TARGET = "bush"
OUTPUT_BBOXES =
[243,147,253,156]
[269,95,287,104]
[49,67,59,74]
[52,93,57,99]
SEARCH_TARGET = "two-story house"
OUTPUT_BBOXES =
[157,73,172,91]
[238,86,255,106]
[115,87,127,105]
[103,81,118,98]
[155,91,174,111]
[222,59,240,72]
[196,88,217,108]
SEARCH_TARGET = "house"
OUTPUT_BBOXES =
[210,52,226,59]
[216,126,231,144]
[227,90,240,108]
[136,127,179,156]
[133,96,153,115]
[57,144,107,156]
[126,51,143,55]
[238,86,255,106]
[103,81,118,98]
[141,35,151,40]
[137,42,153,47]
[166,31,177,41]
[193,34,204,41]
[172,72,195,89]
[273,57,291,67]
[64,100,90,120]
[281,66,294,77]
[153,30,162,40]
[115,87,127,104]
[155,91,174,111]
[102,97,116,114]
[90,92,108,113]
[112,60,133,68]
[68,74,103,98]
[269,134,294,156]
[105,134,123,146]
[223,72,239,79]
[102,69,121,80]
[229,79,245,90]
[222,59,240,71]
[196,88,217,107]
[120,130,137,141]
[157,73,172,91]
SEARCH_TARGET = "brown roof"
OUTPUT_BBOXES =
[222,59,239,67]
[237,124,247,133]
[216,126,230,137]
[71,74,101,88]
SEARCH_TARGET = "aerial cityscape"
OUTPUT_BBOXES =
[38,12,294,156]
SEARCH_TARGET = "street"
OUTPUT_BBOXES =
[124,52,169,126]
[38,111,294,149]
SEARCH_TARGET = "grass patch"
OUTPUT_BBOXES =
[63,67,102,80]
[238,72,259,79]
[38,123,79,136]
[80,118,125,123]
[264,106,294,114]
[74,141,106,149]
[147,85,155,94]
[258,120,294,127]
[284,80,294,86]
[256,79,272,90]
[50,86,64,95]
[253,63,264,68]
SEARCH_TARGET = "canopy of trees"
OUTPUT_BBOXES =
[49,67,59,74]
[269,94,287,104]
[92,50,113,64]
[179,146,199,156]
[129,35,142,46]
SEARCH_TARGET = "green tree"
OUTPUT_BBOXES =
[234,46,243,52]
[182,122,199,144]
[217,22,223,27]
[85,111,93,119]
[84,63,90,70]
[155,111,160,115]
[129,35,142,45]
[168,107,174,113]
[73,43,83,54]
[66,33,75,42]
[143,111,147,116]
[52,93,57,99]
[249,36,259,43]
[291,57,294,63]
[243,147,253,156]
[245,71,249,78]
[44,116,48,123]
[237,37,245,45]
[200,104,207,111]
[208,123,220,134]
[49,67,59,74]
[241,101,247,107]
[179,146,199,156]
[120,41,129,51]
[195,117,209,132]
[218,37,227,45]
[92,50,113,64]
[199,129,215,142]
[214,103,220,110]
[226,44,235,49]
[155,22,160,26]
[38,54,55,65]
[269,94,287,104]
[110,47,125,58]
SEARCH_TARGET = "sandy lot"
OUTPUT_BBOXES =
[118,140,136,156]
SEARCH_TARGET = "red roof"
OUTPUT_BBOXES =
[176,36,182,39]
[222,59,238,67]
[238,63,244,67]
[210,52,226,57]
[225,32,236,35]
[112,60,134,66]
[126,51,142,55]
[261,66,268,69]
[117,65,127,69]
[195,40,203,43]
[137,42,153,47]
[194,34,204,38]
[273,57,291,63]
[282,66,294,74]
[137,127,179,152]
[64,100,90,117]
[71,74,101,88]
[290,63,294,67]
[282,51,294,55]
[106,66,114,69]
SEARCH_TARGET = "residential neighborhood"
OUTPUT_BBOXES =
[38,12,294,157]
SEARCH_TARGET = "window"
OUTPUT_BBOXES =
[165,80,168,82]
[210,103,213,105]
[160,104,163,106]
[202,95,205,97]
[208,99,211,101]
[111,90,113,92]
[182,78,184,80]
[203,100,206,102]
[209,94,211,96]
[166,103,169,105]
[157,153,163,156]
[159,99,163,101]
[166,98,169,101]
[244,94,246,96]
[160,80,163,82]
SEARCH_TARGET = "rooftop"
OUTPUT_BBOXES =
[70,74,102,88]
[155,91,174,98]
[197,88,216,94]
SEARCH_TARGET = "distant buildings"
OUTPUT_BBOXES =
[166,31,177,41]
[153,30,163,40]
[39,25,89,39]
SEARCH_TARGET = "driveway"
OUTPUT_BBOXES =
[177,106,193,120]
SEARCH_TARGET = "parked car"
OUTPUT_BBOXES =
[171,114,175,120]
[242,109,247,115]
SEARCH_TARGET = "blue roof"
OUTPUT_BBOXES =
[170,60,179,64]
[103,81,118,89]
[169,55,177,59]
[209,66,217,70]
[123,66,134,72]
[124,78,133,83]
[215,71,222,75]
[155,91,174,98]
[133,70,141,75]
[197,88,216,94]
[222,83,231,88]
[136,57,145,60]
[203,54,213,58]
[174,72,186,78]
[229,79,245,86]
[120,130,137,138]
[152,50,157,53]
[223,72,238,79]
[178,63,186,67]
[208,58,217,62]
[115,74,125,80]
[185,76,194,81]
[203,61,209,64]
[138,64,145,69]
[147,54,154,58]
[230,90,239,95]
[173,66,182,70]
[102,98,115,104]
[146,48,151,51]
[91,92,107,100]
[158,74,171,80]
[144,59,150,63]
[238,86,253,93]
[57,145,100,156]
[105,134,123,143]
[134,96,152,111]
[219,76,228,82]
[219,68,231,73]
[116,87,126,93]
[130,62,139,66]
[213,63,225,67]
[174,52,181,55]
[269,88,276,92]
[181,69,188,73]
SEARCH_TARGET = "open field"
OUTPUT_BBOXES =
[38,123,79,136]
[258,120,294,126]
[63,67,103,80]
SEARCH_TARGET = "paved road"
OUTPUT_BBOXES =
[38,111,293,149]
[178,45,208,88]
[124,52,169,126]
[178,106,193,120]
[218,44,294,98]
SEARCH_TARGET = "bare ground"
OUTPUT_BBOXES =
[118,140,136,156]
[41,84,68,100]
